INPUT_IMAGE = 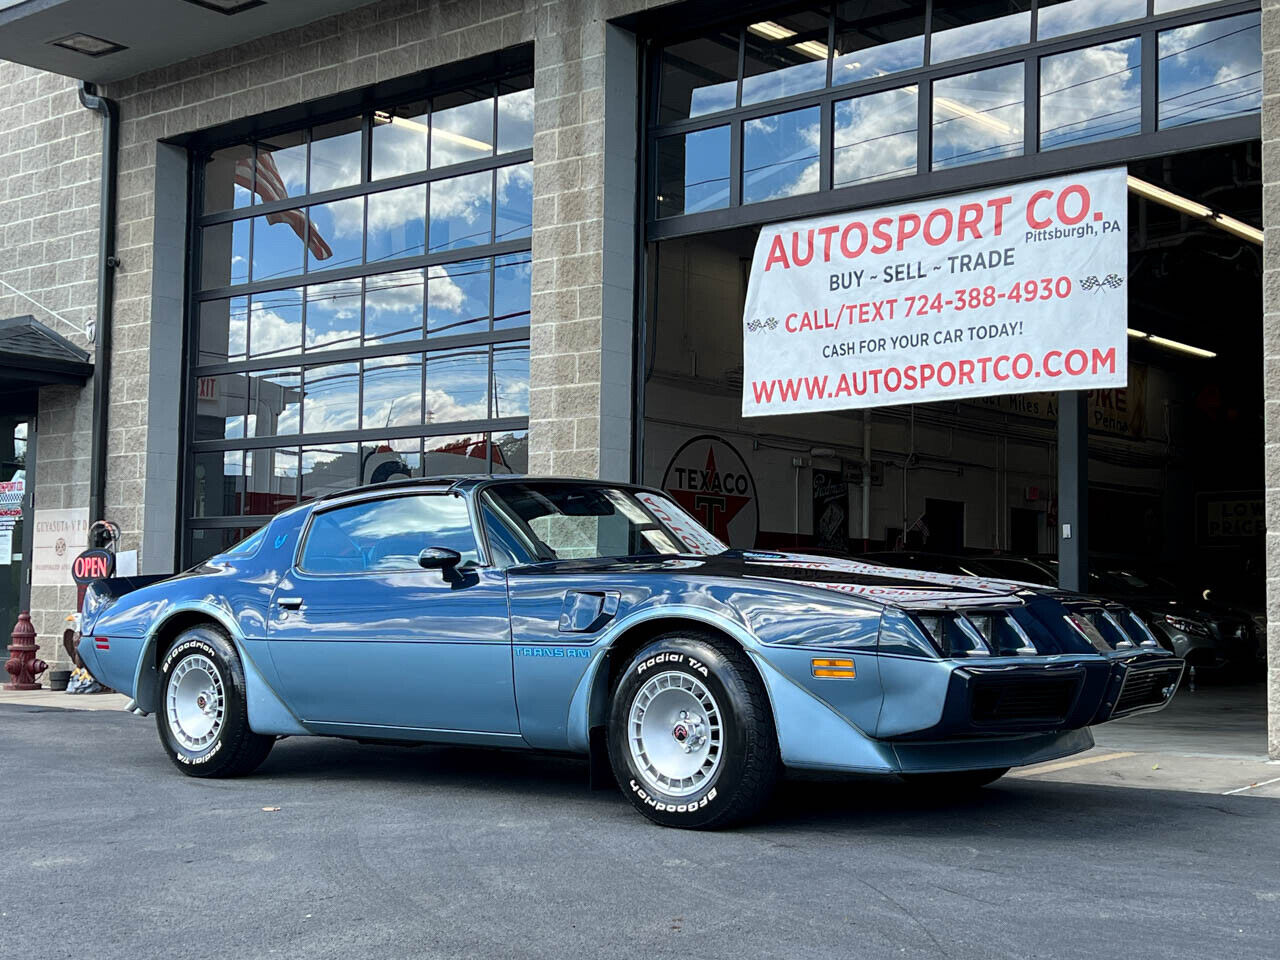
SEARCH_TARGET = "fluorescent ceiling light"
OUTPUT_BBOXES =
[373,111,491,153]
[1127,175,1262,246]
[748,21,830,62]
[933,96,1014,136]
[181,0,267,14]
[49,33,127,57]
[1127,327,1216,359]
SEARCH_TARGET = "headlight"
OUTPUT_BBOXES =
[1163,613,1209,638]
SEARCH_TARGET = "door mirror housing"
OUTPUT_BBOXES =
[418,547,462,571]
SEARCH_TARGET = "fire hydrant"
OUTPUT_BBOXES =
[5,612,48,690]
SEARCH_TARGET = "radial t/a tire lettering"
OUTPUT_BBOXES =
[156,624,274,778]
[608,630,779,829]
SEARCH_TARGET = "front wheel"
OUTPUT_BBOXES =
[608,631,779,829]
[156,625,274,778]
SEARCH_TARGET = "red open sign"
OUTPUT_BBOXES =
[72,548,115,584]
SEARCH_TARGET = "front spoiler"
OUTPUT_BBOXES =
[886,650,1184,741]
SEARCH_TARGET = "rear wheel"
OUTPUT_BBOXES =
[608,630,779,829]
[156,625,274,778]
[899,767,1010,791]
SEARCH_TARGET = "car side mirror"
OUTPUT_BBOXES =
[418,547,462,571]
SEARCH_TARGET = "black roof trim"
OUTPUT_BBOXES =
[0,314,93,385]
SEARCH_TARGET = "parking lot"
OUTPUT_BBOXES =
[4,699,1279,960]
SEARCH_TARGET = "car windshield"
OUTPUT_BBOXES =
[967,558,1056,586]
[484,482,727,561]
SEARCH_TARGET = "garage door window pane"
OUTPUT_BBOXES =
[200,219,249,289]
[305,280,362,352]
[1158,13,1262,130]
[430,171,493,252]
[192,450,245,518]
[492,344,530,418]
[252,210,306,283]
[364,270,424,345]
[372,101,429,179]
[203,144,255,212]
[247,368,301,438]
[658,33,740,122]
[1036,0,1145,40]
[194,374,249,441]
[494,253,531,331]
[366,184,426,264]
[303,362,359,434]
[310,117,362,193]
[742,11,831,108]
[306,196,364,272]
[250,289,303,359]
[656,126,731,218]
[426,348,490,423]
[431,89,495,168]
[932,64,1024,169]
[834,86,917,187]
[743,106,821,204]
[198,297,247,364]
[496,163,533,242]
[497,79,533,153]
[362,354,423,429]
[833,0,925,85]
[362,438,423,485]
[301,443,357,502]
[1040,38,1141,151]
[427,259,490,336]
[425,434,491,474]
[254,131,307,203]
[930,1,1030,64]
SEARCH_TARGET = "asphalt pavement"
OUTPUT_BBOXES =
[4,702,1279,960]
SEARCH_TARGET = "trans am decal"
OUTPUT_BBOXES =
[515,646,592,659]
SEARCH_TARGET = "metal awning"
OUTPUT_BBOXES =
[0,315,93,386]
[0,0,371,84]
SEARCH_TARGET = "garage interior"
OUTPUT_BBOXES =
[640,141,1265,755]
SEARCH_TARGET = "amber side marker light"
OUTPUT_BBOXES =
[812,658,856,678]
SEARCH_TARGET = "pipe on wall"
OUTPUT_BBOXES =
[78,82,119,548]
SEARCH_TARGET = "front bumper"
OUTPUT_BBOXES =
[886,651,1183,741]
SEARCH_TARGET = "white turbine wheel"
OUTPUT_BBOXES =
[167,654,226,752]
[627,670,723,797]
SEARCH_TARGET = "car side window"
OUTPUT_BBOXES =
[299,494,479,574]
[479,496,535,568]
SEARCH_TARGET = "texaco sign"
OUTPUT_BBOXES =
[661,435,759,548]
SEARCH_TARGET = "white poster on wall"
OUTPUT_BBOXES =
[742,168,1128,416]
[0,476,22,565]
[32,507,89,587]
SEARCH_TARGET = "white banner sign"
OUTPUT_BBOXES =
[32,507,89,588]
[742,168,1128,416]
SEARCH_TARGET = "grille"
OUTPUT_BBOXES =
[971,677,1080,724]
[1114,665,1181,715]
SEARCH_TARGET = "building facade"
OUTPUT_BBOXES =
[0,0,1276,756]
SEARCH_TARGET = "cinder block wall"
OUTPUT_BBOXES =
[1264,3,1280,760]
[1,0,670,663]
[0,62,101,648]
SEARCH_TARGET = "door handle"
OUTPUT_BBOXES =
[276,597,303,610]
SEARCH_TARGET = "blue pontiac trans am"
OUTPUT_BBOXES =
[79,476,1183,829]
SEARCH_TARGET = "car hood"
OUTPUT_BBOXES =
[519,550,1037,606]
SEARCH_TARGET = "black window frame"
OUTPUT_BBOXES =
[644,0,1261,240]
[180,59,534,566]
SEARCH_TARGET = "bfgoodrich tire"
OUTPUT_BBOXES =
[608,630,779,829]
[156,625,274,778]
